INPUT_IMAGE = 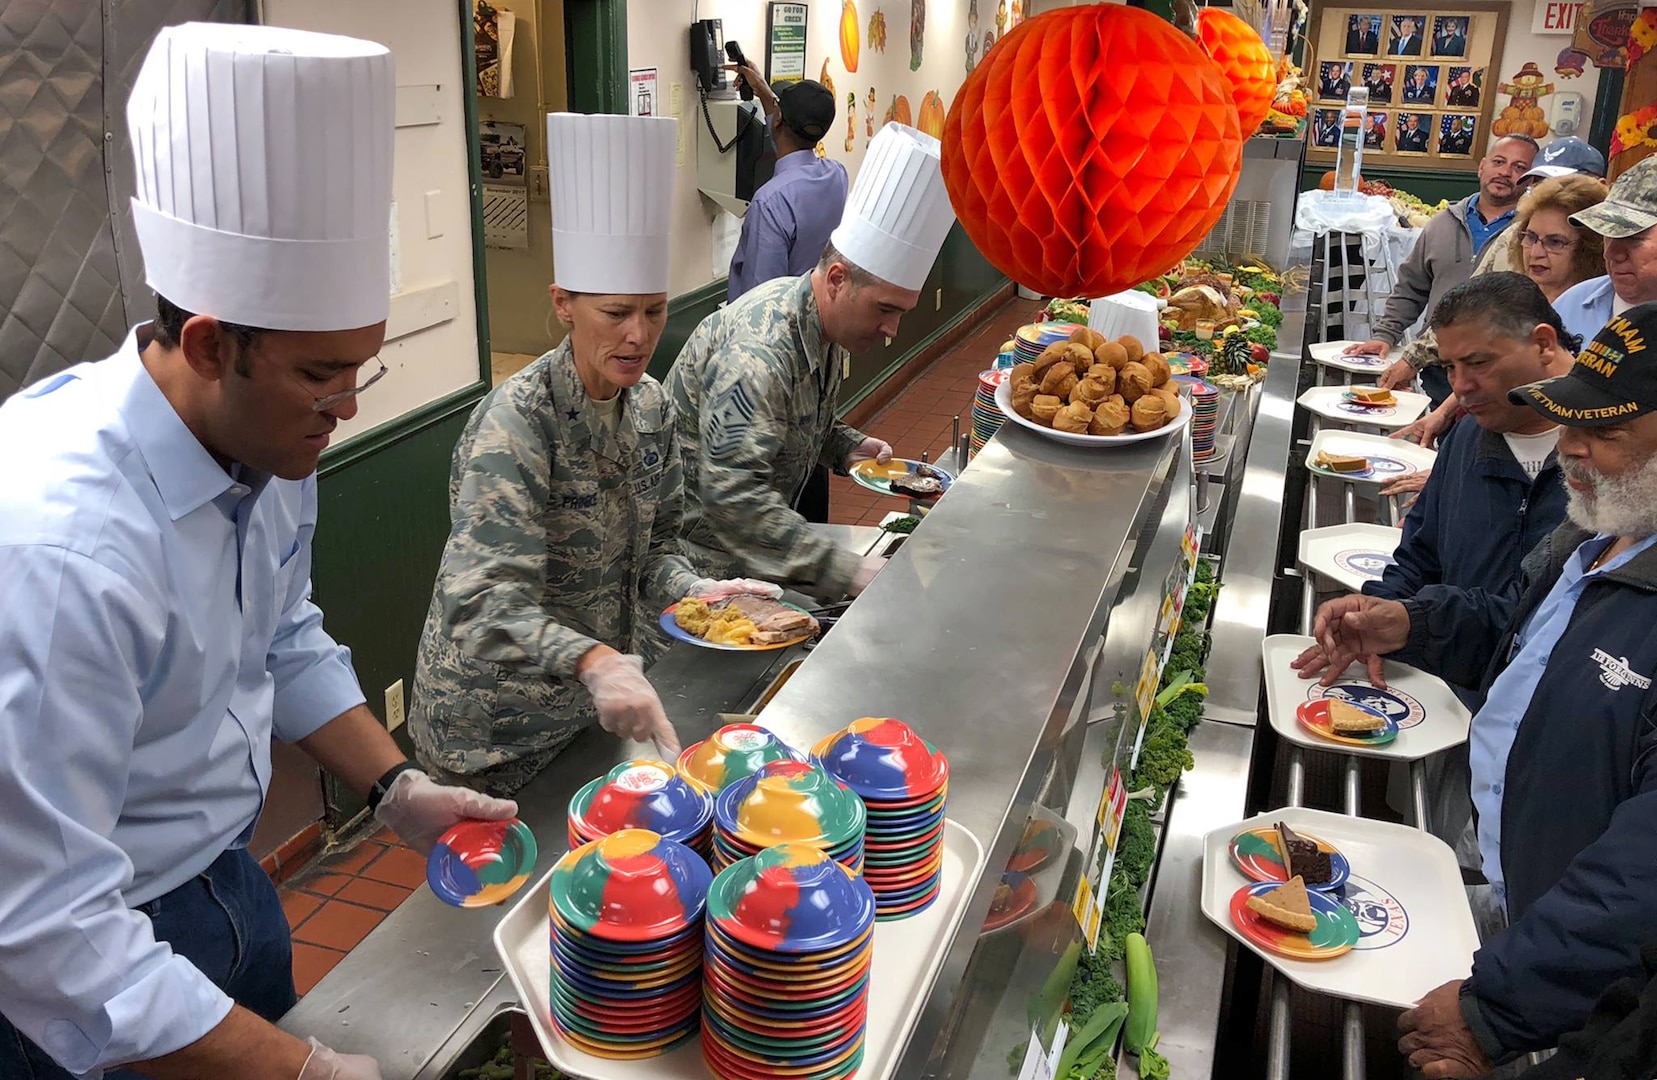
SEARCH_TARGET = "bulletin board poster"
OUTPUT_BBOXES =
[768,3,810,83]
[1306,0,1509,172]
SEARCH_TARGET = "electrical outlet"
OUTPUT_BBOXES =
[385,679,406,732]
[935,288,942,311]
[528,166,549,202]
[885,336,893,347]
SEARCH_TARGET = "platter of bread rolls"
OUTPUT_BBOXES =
[994,326,1193,447]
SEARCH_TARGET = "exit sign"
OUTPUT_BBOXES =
[1533,0,1585,33]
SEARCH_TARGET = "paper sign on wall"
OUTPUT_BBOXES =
[482,185,530,250]
[768,3,810,82]
[630,68,659,117]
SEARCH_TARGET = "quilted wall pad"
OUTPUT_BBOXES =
[0,0,250,402]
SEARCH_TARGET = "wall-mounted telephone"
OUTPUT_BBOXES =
[691,19,726,93]
[724,40,754,102]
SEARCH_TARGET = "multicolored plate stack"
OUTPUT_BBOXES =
[547,829,713,1059]
[701,844,877,1080]
[1183,377,1220,462]
[812,717,950,920]
[713,760,867,875]
[972,369,1009,459]
[676,723,807,795]
[427,818,538,909]
[567,759,715,858]
[1012,321,1078,365]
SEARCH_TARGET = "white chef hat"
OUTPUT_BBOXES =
[127,23,395,332]
[546,113,677,295]
[830,123,956,291]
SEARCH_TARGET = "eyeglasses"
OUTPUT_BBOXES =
[1519,231,1577,253]
[308,357,389,413]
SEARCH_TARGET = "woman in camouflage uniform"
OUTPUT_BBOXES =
[410,114,775,795]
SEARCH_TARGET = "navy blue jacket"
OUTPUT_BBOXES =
[1393,524,1657,1059]
[1364,416,1566,707]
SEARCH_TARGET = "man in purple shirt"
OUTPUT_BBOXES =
[726,71,848,304]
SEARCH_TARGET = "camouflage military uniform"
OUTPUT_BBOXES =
[411,341,702,793]
[665,273,869,597]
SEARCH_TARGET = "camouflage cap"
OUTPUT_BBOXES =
[1509,301,1657,426]
[1570,156,1657,239]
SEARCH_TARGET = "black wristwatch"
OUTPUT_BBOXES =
[368,760,422,812]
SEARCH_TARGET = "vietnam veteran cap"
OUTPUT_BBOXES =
[1509,302,1657,426]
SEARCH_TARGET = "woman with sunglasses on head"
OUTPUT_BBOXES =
[409,114,778,797]
[1384,175,1607,494]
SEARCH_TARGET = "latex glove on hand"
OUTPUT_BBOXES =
[1378,358,1417,392]
[687,577,785,603]
[849,554,887,597]
[578,651,681,758]
[373,770,518,857]
[299,1038,382,1080]
[846,437,894,467]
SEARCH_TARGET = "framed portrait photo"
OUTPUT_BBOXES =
[1394,111,1433,152]
[1445,66,1483,107]
[1362,63,1397,102]
[1318,61,1356,100]
[1401,64,1439,104]
[1313,108,1345,148]
[1438,113,1478,155]
[1432,15,1470,57]
[1345,13,1384,54]
[1365,111,1390,149]
[1387,13,1426,55]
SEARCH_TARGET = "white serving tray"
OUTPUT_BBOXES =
[1308,341,1395,375]
[1201,806,1478,1009]
[1297,386,1429,430]
[1298,523,1402,594]
[1262,635,1473,762]
[1306,429,1438,484]
[996,380,1193,447]
[494,820,985,1080]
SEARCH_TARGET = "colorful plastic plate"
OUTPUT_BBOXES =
[659,600,817,652]
[1228,881,1360,961]
[1228,826,1351,891]
[811,717,950,800]
[426,818,537,909]
[1007,817,1063,873]
[984,872,1039,931]
[1296,699,1399,747]
[717,760,867,849]
[569,759,713,841]
[549,829,713,942]
[848,459,955,500]
[678,723,807,795]
[708,843,876,953]
[1339,390,1399,409]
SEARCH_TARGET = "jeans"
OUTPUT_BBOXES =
[0,846,297,1079]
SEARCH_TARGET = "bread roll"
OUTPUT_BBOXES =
[1095,341,1129,370]
[1086,364,1117,390]
[1069,326,1106,351]
[1030,344,1070,378]
[1142,352,1172,388]
[1063,342,1096,373]
[1030,394,1063,425]
[1151,386,1181,416]
[1053,401,1095,433]
[1119,336,1146,364]
[1090,401,1131,436]
[1010,362,1037,386]
[1071,374,1112,407]
[1040,364,1078,399]
[1118,362,1153,402]
[1131,395,1170,432]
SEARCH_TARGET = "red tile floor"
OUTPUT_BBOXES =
[274,295,1043,993]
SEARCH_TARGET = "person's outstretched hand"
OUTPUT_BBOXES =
[1289,595,1410,687]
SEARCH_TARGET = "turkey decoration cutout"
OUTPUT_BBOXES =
[941,5,1243,299]
[1197,8,1277,136]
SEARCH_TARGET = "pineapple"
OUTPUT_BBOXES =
[1214,332,1251,377]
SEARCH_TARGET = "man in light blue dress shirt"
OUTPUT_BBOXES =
[1296,303,1657,1073]
[0,25,512,1080]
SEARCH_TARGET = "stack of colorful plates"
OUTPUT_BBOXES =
[713,760,867,875]
[676,722,807,796]
[547,829,713,1059]
[568,759,715,858]
[1166,351,1210,379]
[1183,377,1221,462]
[972,369,1009,459]
[812,717,950,920]
[1012,321,1078,366]
[701,844,877,1080]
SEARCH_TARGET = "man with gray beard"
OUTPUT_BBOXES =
[1292,302,1657,1076]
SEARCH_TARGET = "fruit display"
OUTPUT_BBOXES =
[841,0,861,71]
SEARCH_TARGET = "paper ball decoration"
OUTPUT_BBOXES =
[941,6,1243,299]
[1197,8,1277,137]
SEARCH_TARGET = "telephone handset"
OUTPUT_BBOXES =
[724,40,755,102]
[690,19,725,93]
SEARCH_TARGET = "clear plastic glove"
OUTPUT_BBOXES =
[846,437,894,466]
[299,1037,382,1080]
[849,554,887,596]
[373,770,518,857]
[1378,358,1417,392]
[687,577,784,603]
[578,652,680,757]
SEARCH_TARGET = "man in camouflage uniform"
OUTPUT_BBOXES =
[667,123,958,598]
[410,341,702,793]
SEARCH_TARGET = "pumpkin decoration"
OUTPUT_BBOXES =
[841,0,861,72]
[941,5,1243,299]
[886,93,913,127]
[917,90,946,138]
[1196,8,1277,136]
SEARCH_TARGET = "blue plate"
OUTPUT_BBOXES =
[658,600,818,652]
[848,458,955,500]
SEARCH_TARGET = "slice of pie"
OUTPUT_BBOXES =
[1328,699,1386,735]
[1316,451,1369,473]
[1275,821,1334,887]
[1246,875,1318,933]
[1351,386,1395,405]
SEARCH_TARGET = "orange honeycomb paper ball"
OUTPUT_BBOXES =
[1197,8,1277,136]
[941,5,1243,299]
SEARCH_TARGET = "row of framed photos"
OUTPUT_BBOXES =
[1317,61,1484,107]
[1312,109,1482,156]
[1339,13,1471,57]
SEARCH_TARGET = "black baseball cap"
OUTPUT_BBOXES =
[1510,302,1657,426]
[776,79,835,142]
